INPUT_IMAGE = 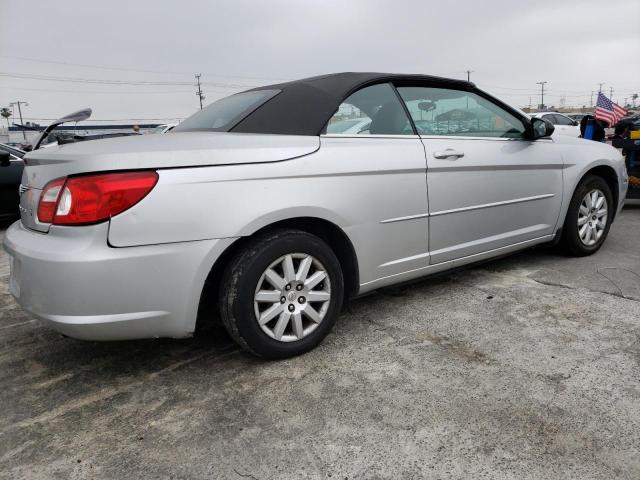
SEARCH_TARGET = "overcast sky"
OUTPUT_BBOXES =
[1,0,639,125]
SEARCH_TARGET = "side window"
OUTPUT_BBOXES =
[396,86,526,138]
[554,114,574,126]
[325,83,413,135]
[542,114,558,124]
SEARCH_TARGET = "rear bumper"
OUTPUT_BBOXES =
[3,221,234,340]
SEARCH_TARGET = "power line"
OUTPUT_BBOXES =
[0,85,195,95]
[20,117,184,122]
[0,72,258,89]
[0,54,292,82]
[0,84,255,96]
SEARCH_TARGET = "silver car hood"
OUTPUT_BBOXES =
[22,132,320,189]
[19,132,319,233]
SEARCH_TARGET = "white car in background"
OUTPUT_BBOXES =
[151,123,178,134]
[529,112,581,137]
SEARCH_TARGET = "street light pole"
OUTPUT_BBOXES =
[536,81,547,110]
[9,100,28,141]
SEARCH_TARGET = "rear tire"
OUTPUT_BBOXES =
[561,175,613,256]
[219,229,344,359]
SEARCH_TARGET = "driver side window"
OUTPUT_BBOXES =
[554,114,575,126]
[396,86,526,138]
[325,83,412,135]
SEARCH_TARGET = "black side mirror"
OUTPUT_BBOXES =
[0,151,11,167]
[530,117,555,139]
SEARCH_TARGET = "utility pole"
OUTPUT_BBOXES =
[609,86,613,101]
[590,91,594,107]
[597,82,605,94]
[464,70,474,109]
[195,74,205,110]
[9,101,28,141]
[536,81,547,110]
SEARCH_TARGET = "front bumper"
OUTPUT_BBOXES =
[3,221,234,340]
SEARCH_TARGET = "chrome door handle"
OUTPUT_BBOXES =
[433,149,464,159]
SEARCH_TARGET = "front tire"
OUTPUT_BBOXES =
[219,229,344,359]
[561,175,613,256]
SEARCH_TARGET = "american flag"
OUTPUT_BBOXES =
[595,92,627,127]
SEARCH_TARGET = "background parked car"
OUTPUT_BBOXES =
[567,113,589,123]
[151,123,178,134]
[529,112,581,137]
[0,143,25,221]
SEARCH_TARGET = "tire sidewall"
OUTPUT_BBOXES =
[564,176,613,255]
[227,232,344,358]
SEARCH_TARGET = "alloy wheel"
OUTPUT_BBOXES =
[578,189,608,246]
[253,253,331,342]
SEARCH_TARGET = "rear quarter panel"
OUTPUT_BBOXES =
[108,137,429,286]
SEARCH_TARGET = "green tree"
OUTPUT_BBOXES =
[0,107,11,129]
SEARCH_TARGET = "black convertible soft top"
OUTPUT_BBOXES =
[230,72,476,136]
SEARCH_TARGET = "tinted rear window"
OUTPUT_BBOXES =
[174,89,280,132]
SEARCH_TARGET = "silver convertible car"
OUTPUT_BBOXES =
[4,73,628,358]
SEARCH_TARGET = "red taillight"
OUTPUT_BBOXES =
[37,171,158,226]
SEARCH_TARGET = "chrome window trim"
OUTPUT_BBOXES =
[320,134,421,139]
[418,135,553,142]
[321,133,554,142]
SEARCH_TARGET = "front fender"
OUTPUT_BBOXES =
[557,141,626,228]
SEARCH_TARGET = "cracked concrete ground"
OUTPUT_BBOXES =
[1,205,639,479]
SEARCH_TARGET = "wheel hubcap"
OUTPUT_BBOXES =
[578,189,607,246]
[253,253,331,342]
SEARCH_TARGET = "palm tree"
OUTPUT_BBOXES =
[0,107,11,130]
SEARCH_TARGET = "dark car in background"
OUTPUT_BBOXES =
[0,143,25,221]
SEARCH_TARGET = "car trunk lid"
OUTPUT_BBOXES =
[20,132,319,232]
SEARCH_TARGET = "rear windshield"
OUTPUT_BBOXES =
[173,89,280,132]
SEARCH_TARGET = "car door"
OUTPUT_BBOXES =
[0,151,24,218]
[553,113,581,137]
[396,86,563,264]
[320,83,430,284]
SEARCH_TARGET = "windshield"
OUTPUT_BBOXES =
[174,89,280,132]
